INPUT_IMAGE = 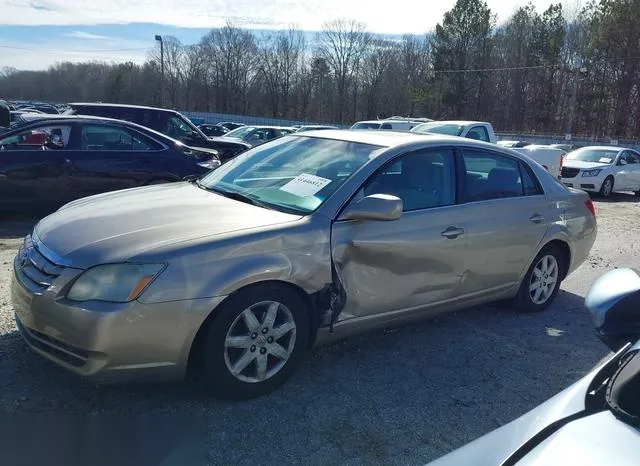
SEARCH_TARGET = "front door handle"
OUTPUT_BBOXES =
[529,214,545,224]
[441,226,464,239]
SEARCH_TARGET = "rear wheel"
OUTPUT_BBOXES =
[515,245,565,313]
[199,283,310,399]
[599,176,614,198]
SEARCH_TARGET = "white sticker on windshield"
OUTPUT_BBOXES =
[280,173,332,197]
[599,157,613,163]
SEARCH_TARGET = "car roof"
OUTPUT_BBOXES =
[576,145,627,152]
[416,120,488,126]
[69,102,179,113]
[8,114,177,143]
[291,129,479,148]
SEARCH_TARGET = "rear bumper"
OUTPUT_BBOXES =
[12,253,224,383]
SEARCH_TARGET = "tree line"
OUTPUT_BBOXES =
[1,0,639,139]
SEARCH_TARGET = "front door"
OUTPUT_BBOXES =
[68,123,161,199]
[330,148,468,321]
[459,148,551,295]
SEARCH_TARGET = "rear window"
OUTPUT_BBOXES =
[411,123,464,136]
[352,122,382,130]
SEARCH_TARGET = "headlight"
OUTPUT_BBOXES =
[198,159,221,169]
[67,263,165,302]
[582,169,603,177]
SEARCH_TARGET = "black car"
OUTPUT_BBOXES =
[0,116,220,213]
[198,123,229,137]
[66,103,250,162]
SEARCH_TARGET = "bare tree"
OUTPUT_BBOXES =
[317,19,371,122]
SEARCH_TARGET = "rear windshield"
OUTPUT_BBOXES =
[351,122,382,130]
[411,123,464,136]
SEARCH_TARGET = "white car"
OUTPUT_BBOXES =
[560,146,640,198]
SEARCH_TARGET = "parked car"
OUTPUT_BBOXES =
[428,267,640,466]
[11,131,596,399]
[218,121,245,131]
[413,122,563,178]
[560,146,640,198]
[0,116,220,213]
[198,124,229,137]
[498,140,532,148]
[351,119,423,131]
[294,125,339,132]
[66,103,250,162]
[215,125,295,147]
[411,120,499,143]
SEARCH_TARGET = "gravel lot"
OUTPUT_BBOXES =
[0,195,637,465]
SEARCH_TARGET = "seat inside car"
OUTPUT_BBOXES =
[469,167,520,201]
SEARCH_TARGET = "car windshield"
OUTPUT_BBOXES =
[198,135,384,214]
[565,148,618,164]
[410,123,464,136]
[225,126,257,139]
[351,122,381,129]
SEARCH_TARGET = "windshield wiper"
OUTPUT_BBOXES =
[205,185,270,209]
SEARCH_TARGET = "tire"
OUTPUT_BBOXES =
[515,245,565,313]
[199,283,310,400]
[599,176,614,198]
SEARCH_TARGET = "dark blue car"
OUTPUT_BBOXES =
[0,116,220,213]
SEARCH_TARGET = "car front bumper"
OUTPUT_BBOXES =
[560,174,604,193]
[11,244,224,383]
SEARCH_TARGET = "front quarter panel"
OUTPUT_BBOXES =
[135,215,332,305]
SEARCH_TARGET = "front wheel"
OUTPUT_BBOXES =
[199,283,310,399]
[515,245,565,312]
[599,176,614,198]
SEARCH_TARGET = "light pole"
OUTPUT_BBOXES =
[155,34,164,107]
[566,61,588,139]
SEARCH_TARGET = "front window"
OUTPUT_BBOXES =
[80,125,159,151]
[198,136,384,214]
[226,126,257,139]
[565,148,618,164]
[411,122,464,136]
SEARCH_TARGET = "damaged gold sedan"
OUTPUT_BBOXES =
[12,130,597,398]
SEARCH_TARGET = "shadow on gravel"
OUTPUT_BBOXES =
[592,192,639,204]
[0,288,607,465]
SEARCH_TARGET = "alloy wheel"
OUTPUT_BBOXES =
[529,254,559,305]
[223,301,297,383]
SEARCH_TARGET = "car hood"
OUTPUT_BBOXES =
[563,160,611,170]
[34,182,301,269]
[426,351,618,466]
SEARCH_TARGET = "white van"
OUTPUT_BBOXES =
[351,119,422,131]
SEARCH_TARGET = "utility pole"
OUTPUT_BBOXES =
[155,35,164,107]
[566,62,587,138]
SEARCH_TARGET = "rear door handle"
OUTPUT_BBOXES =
[529,214,545,224]
[441,226,464,239]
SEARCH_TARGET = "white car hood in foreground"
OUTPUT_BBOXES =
[517,411,640,466]
[562,160,611,170]
[427,353,612,466]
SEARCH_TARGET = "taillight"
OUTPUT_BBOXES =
[585,199,596,217]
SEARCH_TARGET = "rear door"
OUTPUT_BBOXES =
[460,148,551,295]
[0,123,73,211]
[67,123,166,199]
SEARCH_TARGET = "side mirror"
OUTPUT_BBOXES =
[585,268,640,351]
[341,194,403,221]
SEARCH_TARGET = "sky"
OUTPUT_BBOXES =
[1,0,578,70]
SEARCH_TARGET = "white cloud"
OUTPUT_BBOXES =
[64,31,114,40]
[1,0,566,34]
